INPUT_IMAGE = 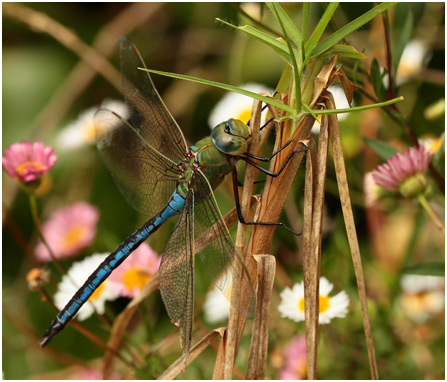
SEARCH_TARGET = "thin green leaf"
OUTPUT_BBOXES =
[143,68,296,115]
[272,3,301,113]
[363,137,398,160]
[266,2,302,58]
[393,10,413,77]
[326,44,367,60]
[371,58,386,101]
[302,3,310,41]
[216,18,294,65]
[311,97,403,116]
[402,262,445,276]
[275,64,292,94]
[304,2,339,58]
[302,102,319,122]
[311,3,396,58]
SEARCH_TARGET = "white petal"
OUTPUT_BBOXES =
[203,287,231,323]
[319,277,333,297]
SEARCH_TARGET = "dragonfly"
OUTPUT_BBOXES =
[40,36,304,355]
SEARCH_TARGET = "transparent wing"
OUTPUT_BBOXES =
[158,189,195,354]
[95,109,181,217]
[119,36,188,163]
[158,171,255,355]
[93,36,189,217]
[193,170,256,318]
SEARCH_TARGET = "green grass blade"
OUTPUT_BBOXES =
[326,44,367,60]
[302,3,310,41]
[142,68,296,115]
[363,137,398,160]
[403,262,445,276]
[216,18,294,65]
[304,2,339,58]
[311,3,396,58]
[271,3,301,113]
[310,96,404,116]
[393,9,413,77]
[371,58,386,101]
[266,2,302,56]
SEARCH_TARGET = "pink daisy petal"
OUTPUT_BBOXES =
[372,146,432,192]
[2,141,58,183]
[280,336,307,380]
[35,202,99,261]
[108,243,161,298]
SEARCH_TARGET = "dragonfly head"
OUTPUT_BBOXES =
[211,119,251,156]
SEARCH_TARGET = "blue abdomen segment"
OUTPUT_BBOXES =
[39,190,185,347]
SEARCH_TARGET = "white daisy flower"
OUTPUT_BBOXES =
[54,253,117,321]
[396,40,430,85]
[419,133,445,155]
[208,83,273,129]
[278,277,350,324]
[401,274,445,294]
[311,84,350,134]
[398,274,445,323]
[203,274,232,324]
[56,99,127,150]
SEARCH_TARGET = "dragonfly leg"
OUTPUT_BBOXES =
[242,140,309,178]
[231,167,301,236]
[247,92,279,131]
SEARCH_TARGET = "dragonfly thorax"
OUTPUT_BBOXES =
[188,137,232,191]
[211,119,251,156]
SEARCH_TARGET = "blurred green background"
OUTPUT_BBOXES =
[2,2,445,380]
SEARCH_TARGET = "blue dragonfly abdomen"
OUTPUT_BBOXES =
[39,189,186,347]
[40,37,256,356]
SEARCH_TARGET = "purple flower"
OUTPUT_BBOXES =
[2,141,57,183]
[372,146,432,198]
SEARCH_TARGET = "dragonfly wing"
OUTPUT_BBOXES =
[95,109,180,217]
[158,188,195,355]
[193,170,256,318]
[119,36,188,164]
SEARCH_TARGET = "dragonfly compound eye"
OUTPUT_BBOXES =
[214,133,248,155]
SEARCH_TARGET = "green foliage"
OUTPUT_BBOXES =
[363,137,398,160]
[2,2,444,380]
[403,262,445,276]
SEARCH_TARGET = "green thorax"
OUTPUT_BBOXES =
[177,119,251,198]
[190,137,232,190]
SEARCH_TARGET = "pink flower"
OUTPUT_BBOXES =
[2,141,57,183]
[279,336,307,380]
[108,243,161,298]
[372,146,433,198]
[35,202,99,261]
[70,367,120,380]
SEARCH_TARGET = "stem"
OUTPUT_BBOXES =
[28,193,67,275]
[417,194,445,233]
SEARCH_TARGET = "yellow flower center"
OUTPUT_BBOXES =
[89,282,105,301]
[237,109,252,124]
[83,121,96,143]
[16,161,44,175]
[123,267,151,292]
[298,295,330,313]
[319,295,330,313]
[429,136,444,154]
[61,225,85,250]
[399,60,419,77]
